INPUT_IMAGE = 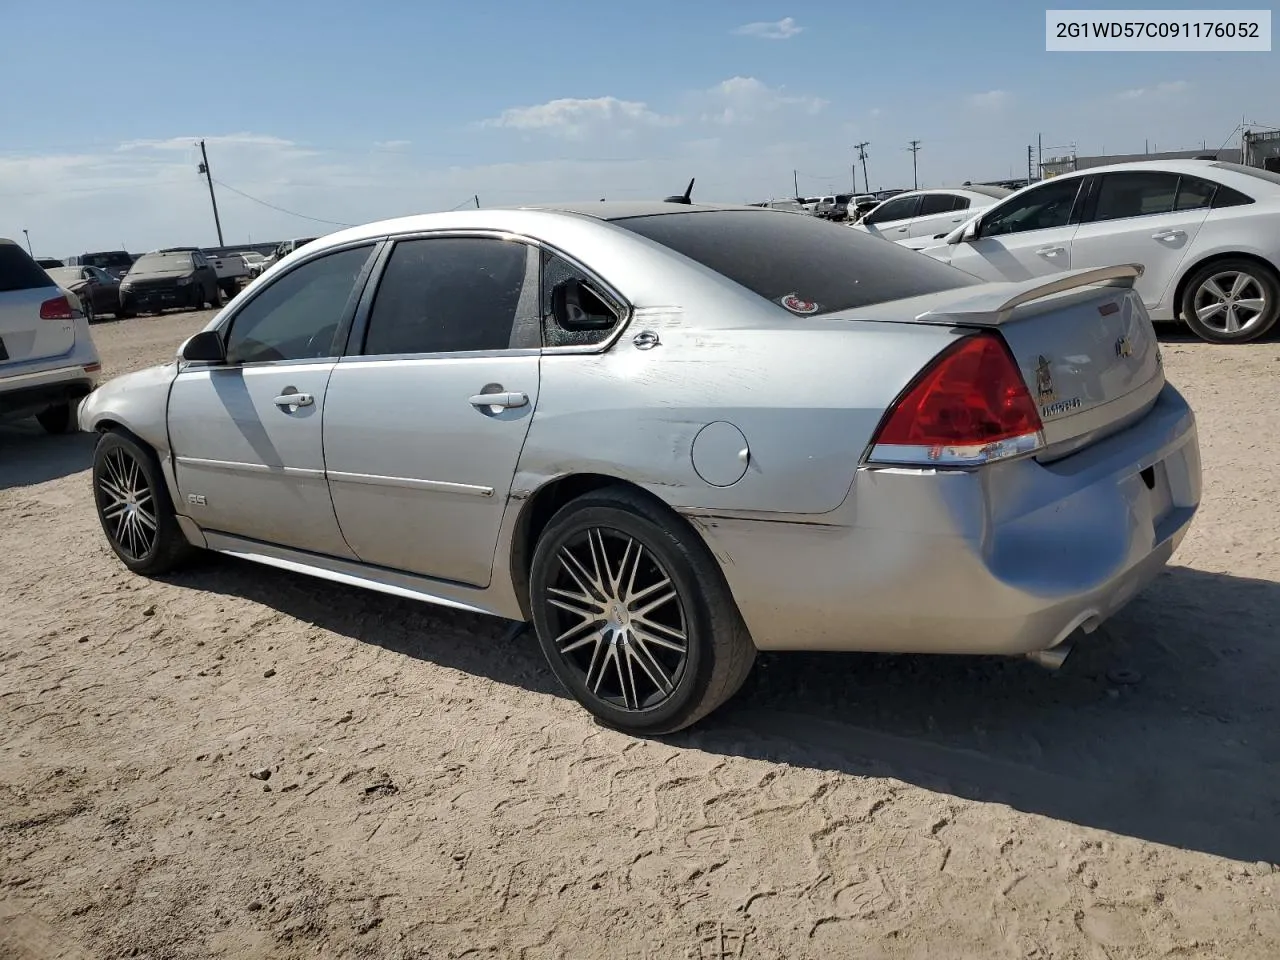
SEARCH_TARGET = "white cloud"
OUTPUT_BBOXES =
[701,76,827,126]
[373,140,411,151]
[733,17,802,40]
[1117,80,1190,100]
[965,90,1013,110]
[479,96,677,139]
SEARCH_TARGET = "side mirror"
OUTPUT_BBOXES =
[951,220,980,244]
[550,278,617,331]
[179,329,226,364]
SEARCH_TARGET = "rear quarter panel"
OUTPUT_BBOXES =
[518,316,961,515]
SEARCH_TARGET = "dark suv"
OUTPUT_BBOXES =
[65,250,136,281]
[119,251,220,314]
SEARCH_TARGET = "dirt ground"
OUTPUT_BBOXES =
[2,310,1278,960]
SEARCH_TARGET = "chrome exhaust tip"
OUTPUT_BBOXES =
[1025,641,1074,671]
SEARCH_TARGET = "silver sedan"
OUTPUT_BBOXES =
[79,202,1202,734]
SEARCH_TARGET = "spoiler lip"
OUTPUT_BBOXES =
[908,263,1145,327]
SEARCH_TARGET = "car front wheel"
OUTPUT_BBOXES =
[528,487,755,735]
[1181,259,1280,344]
[92,431,196,575]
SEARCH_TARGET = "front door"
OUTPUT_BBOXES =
[944,176,1087,282]
[324,235,542,588]
[168,243,378,557]
[858,193,922,241]
[1068,170,1214,314]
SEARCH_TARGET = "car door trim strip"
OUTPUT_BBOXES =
[175,455,325,480]
[325,470,494,498]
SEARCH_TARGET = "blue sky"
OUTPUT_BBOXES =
[2,0,1277,254]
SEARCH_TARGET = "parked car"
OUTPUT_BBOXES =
[812,195,838,218]
[1,238,101,433]
[753,198,808,214]
[848,195,880,222]
[851,186,1012,244]
[65,250,135,281]
[264,236,318,270]
[119,250,220,314]
[79,202,1201,734]
[917,160,1280,344]
[203,250,250,297]
[35,258,64,269]
[44,265,129,321]
[237,251,268,278]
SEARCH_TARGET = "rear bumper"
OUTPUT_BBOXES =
[693,383,1201,655]
[0,364,97,418]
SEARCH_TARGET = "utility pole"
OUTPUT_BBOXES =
[1027,144,1034,183]
[1037,133,1043,178]
[793,169,799,199]
[854,142,870,194]
[21,229,32,256]
[197,139,225,247]
[907,139,921,189]
[474,195,480,209]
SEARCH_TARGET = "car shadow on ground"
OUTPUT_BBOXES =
[0,425,95,491]
[176,557,1279,866]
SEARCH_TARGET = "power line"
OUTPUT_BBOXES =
[211,178,355,227]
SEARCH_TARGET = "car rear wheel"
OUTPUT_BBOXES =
[1181,259,1280,344]
[528,487,755,735]
[92,431,196,575]
[81,298,95,324]
[36,402,73,435]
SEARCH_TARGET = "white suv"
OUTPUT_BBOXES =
[1,239,102,433]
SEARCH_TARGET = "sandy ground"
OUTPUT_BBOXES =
[1,310,1278,960]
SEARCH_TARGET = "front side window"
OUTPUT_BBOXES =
[863,195,921,225]
[362,237,534,356]
[1090,172,1179,222]
[979,178,1083,237]
[541,252,622,348]
[224,244,374,365]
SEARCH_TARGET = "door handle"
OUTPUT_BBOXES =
[469,391,528,409]
[1152,229,1185,241]
[273,392,314,408]
[1035,246,1065,258]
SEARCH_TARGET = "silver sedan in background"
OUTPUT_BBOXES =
[78,203,1201,734]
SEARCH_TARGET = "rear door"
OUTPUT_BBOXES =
[908,193,972,239]
[1068,171,1215,314]
[943,176,1086,282]
[324,234,541,587]
[0,242,73,365]
[858,194,923,240]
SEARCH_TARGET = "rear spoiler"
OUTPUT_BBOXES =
[912,263,1144,327]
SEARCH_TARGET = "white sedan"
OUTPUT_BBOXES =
[916,159,1280,343]
[850,186,1012,244]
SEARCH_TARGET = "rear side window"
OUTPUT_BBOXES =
[0,244,55,293]
[541,251,622,348]
[919,194,964,216]
[1090,172,1181,221]
[362,237,536,355]
[611,210,980,315]
[1173,176,1217,211]
[1212,184,1254,208]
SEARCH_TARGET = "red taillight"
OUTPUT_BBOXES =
[868,332,1044,467]
[39,296,75,320]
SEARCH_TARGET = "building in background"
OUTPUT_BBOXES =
[1040,147,1243,178]
[1243,130,1280,172]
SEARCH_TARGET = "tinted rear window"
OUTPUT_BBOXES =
[611,210,979,314]
[0,244,55,293]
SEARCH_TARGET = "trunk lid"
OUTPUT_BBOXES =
[0,242,75,365]
[838,265,1164,458]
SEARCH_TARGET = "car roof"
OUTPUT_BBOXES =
[520,200,768,220]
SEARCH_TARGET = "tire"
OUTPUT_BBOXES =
[528,486,756,735]
[81,298,96,324]
[1180,258,1280,344]
[189,283,203,311]
[92,430,196,576]
[36,402,73,435]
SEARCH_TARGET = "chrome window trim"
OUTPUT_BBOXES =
[336,347,541,364]
[351,228,635,358]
